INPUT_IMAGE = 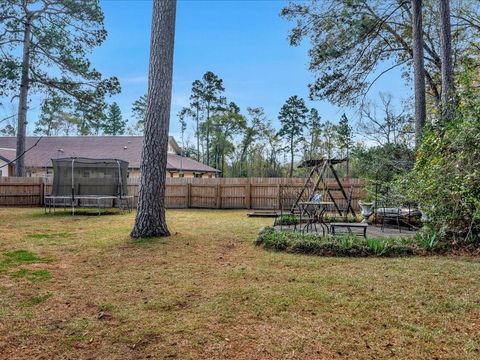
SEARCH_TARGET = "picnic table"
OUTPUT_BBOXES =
[297,201,334,235]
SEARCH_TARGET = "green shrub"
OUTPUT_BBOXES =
[255,227,418,257]
[414,226,440,251]
[290,237,323,254]
[364,238,390,255]
[323,214,359,223]
[255,227,292,250]
[400,63,480,246]
[275,214,299,226]
[336,232,356,249]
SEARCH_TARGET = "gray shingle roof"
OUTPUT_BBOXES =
[0,136,220,173]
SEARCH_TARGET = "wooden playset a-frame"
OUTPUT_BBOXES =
[291,158,356,217]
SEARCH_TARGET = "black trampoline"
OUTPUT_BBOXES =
[44,157,133,215]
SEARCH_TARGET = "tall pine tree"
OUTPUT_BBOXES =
[278,96,308,177]
[336,113,353,176]
[103,102,126,135]
[0,0,120,175]
[131,0,176,239]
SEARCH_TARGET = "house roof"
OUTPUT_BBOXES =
[0,147,16,163]
[0,136,220,173]
[168,136,182,155]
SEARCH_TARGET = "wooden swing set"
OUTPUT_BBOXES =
[291,158,356,218]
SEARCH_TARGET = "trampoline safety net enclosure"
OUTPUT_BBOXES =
[52,157,128,197]
[45,157,133,214]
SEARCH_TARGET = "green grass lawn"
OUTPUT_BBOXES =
[0,208,479,359]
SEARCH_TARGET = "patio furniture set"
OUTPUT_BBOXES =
[274,158,420,238]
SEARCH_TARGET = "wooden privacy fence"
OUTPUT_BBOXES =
[0,177,366,210]
[0,177,44,206]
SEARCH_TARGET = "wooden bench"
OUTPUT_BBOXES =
[330,223,368,238]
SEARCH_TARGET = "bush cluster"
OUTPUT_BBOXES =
[402,119,480,245]
[274,214,299,226]
[255,227,419,257]
[400,65,480,246]
[274,214,360,226]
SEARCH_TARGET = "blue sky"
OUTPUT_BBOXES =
[3,0,410,138]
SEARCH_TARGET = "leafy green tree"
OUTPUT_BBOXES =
[350,143,414,184]
[265,122,283,176]
[0,0,120,175]
[103,102,126,135]
[401,60,480,244]
[321,120,337,160]
[180,72,225,164]
[74,102,107,135]
[189,80,204,160]
[336,113,353,175]
[278,96,309,177]
[0,105,17,136]
[306,108,322,159]
[281,0,480,108]
[206,102,245,175]
[34,95,71,136]
[131,95,147,132]
[236,107,267,176]
[0,123,16,136]
[177,107,191,149]
[196,71,225,166]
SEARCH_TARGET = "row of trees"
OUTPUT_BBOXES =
[33,99,126,136]
[129,70,389,178]
[1,99,127,136]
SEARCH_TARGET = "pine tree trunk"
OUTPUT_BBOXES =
[131,0,176,239]
[206,106,210,166]
[411,0,426,149]
[439,0,454,120]
[289,137,294,178]
[196,109,200,161]
[15,14,32,177]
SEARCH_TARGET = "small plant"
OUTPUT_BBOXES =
[360,194,374,203]
[336,232,356,249]
[414,226,440,251]
[324,214,358,223]
[275,214,299,226]
[255,227,292,250]
[364,238,390,255]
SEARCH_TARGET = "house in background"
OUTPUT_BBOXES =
[0,136,220,178]
[0,148,15,177]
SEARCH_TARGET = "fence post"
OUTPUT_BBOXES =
[187,183,191,208]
